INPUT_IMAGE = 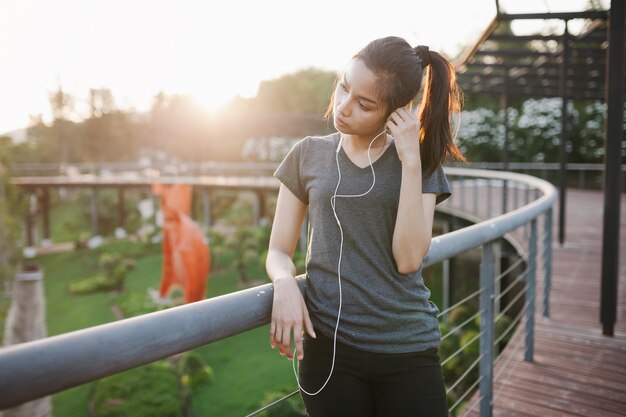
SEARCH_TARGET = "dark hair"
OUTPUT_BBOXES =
[327,36,466,176]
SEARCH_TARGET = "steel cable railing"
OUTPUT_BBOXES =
[0,167,556,416]
[450,375,484,416]
[437,287,485,319]
[441,330,486,368]
[440,309,484,342]
[494,256,526,283]
[494,302,529,356]
[446,353,485,395]
[494,269,529,303]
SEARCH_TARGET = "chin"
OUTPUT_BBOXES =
[333,120,351,134]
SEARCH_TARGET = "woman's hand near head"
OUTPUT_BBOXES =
[386,107,422,168]
[266,184,316,360]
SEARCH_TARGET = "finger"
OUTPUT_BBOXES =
[293,322,304,360]
[387,112,402,125]
[386,119,400,135]
[303,309,316,339]
[275,326,284,355]
[393,109,408,122]
[281,324,293,359]
[270,321,276,348]
[398,107,414,120]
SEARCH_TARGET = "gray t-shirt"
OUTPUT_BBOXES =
[274,132,452,354]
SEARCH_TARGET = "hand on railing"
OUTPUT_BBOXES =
[270,276,316,361]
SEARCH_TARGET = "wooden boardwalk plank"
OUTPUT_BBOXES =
[442,186,626,417]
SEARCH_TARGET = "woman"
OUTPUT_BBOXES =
[265,36,465,417]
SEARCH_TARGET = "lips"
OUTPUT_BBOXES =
[335,116,348,128]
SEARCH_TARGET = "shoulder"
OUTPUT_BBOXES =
[296,133,339,153]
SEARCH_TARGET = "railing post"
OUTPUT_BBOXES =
[460,177,466,212]
[252,191,261,226]
[91,186,99,237]
[118,187,126,231]
[473,178,478,215]
[202,189,212,230]
[479,241,495,417]
[543,208,553,317]
[502,179,508,214]
[525,219,537,362]
[487,180,493,218]
[41,187,51,245]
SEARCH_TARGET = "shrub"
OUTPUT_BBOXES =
[256,389,307,417]
[68,274,116,295]
[90,360,182,417]
[68,252,136,294]
[90,353,214,417]
[447,305,477,331]
[115,292,159,317]
[176,351,215,414]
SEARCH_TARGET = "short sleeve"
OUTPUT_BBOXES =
[422,165,452,205]
[274,138,308,204]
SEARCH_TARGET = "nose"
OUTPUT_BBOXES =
[336,97,350,117]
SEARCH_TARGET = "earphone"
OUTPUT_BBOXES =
[292,129,389,396]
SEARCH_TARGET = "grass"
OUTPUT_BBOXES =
[48,193,91,243]
[1,231,453,417]
[1,239,301,416]
[0,293,11,345]
[192,326,299,416]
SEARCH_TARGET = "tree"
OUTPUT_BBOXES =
[254,67,337,114]
[0,136,25,291]
[48,81,75,164]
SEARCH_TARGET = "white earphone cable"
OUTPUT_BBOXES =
[293,129,388,396]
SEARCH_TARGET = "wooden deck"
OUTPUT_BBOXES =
[448,187,626,417]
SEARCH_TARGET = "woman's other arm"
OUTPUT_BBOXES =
[266,184,316,361]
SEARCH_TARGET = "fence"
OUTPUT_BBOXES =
[9,161,625,191]
[0,167,556,416]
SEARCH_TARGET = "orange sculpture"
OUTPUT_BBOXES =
[152,183,210,303]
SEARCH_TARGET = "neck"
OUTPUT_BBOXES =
[342,130,389,151]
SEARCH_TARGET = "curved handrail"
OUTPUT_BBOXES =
[426,168,556,265]
[0,167,556,410]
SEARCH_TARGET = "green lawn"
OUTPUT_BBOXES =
[1,236,451,417]
[1,240,300,416]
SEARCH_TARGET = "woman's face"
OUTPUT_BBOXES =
[332,59,388,137]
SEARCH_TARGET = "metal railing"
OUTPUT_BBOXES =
[8,161,626,191]
[0,167,556,416]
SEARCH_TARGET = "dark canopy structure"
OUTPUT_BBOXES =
[453,1,624,336]
[456,10,615,101]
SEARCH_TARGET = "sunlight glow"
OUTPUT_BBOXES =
[0,0,609,135]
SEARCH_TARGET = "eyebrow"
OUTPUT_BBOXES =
[342,75,378,106]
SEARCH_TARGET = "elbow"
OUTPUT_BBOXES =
[394,243,431,275]
[395,249,427,274]
[396,258,424,275]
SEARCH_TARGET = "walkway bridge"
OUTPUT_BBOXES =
[1,167,625,416]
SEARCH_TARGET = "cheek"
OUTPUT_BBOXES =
[333,89,347,109]
[364,111,388,128]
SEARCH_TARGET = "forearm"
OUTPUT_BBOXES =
[266,248,298,283]
[392,163,431,274]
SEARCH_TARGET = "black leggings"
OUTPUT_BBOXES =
[298,332,449,417]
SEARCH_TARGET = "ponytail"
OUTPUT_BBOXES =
[332,36,466,176]
[418,51,466,177]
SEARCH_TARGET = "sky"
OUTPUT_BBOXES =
[0,0,609,136]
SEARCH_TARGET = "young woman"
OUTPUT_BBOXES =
[265,36,465,417]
